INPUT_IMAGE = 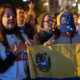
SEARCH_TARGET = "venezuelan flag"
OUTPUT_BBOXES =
[27,44,80,80]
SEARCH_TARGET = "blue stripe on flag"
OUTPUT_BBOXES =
[31,77,80,80]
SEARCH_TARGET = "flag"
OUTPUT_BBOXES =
[27,44,80,80]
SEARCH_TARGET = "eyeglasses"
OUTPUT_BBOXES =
[43,19,52,23]
[3,14,16,18]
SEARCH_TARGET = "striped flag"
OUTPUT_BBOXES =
[27,44,80,80]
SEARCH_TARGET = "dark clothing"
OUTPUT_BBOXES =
[53,28,61,40]
[33,30,53,45]
[24,23,34,40]
[18,23,35,40]
[0,53,16,73]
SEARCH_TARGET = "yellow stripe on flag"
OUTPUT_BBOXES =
[28,44,80,79]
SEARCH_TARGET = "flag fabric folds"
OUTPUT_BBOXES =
[27,44,80,80]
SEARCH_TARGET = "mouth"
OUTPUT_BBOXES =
[8,21,14,24]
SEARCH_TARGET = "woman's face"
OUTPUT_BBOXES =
[2,8,16,30]
[43,15,52,32]
[73,15,78,22]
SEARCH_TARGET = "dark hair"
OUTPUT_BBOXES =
[17,6,25,11]
[53,27,61,40]
[0,4,25,51]
[41,13,52,28]
[0,4,16,31]
[54,12,59,17]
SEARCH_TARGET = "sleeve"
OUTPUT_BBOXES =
[33,33,41,45]
[24,23,35,40]
[33,31,52,45]
[0,43,16,73]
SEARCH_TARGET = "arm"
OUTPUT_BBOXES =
[0,53,16,73]
[24,23,35,40]
[0,43,16,73]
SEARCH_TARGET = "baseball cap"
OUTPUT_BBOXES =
[57,11,76,32]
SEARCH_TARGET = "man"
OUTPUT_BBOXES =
[73,14,78,32]
[16,7,35,80]
[16,7,34,40]
[17,7,25,27]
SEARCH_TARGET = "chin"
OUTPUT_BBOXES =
[8,26,15,30]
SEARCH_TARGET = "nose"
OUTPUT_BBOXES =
[50,21,53,24]
[20,12,24,16]
[10,16,14,19]
[49,26,52,29]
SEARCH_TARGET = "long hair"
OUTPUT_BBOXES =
[41,13,52,29]
[0,4,25,51]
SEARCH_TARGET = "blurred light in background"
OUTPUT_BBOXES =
[78,3,80,10]
[75,0,78,3]
[22,0,29,2]
[78,3,80,14]
[43,0,49,11]
[72,3,76,7]
[43,2,49,6]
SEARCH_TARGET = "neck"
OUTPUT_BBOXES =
[4,27,16,34]
[61,32,71,38]
[17,22,25,27]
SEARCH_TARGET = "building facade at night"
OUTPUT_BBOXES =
[49,0,59,12]
[59,0,75,10]
[49,0,75,12]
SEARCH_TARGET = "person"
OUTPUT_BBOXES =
[73,14,78,32]
[27,1,38,33]
[33,13,54,45]
[78,16,80,35]
[16,7,34,40]
[24,10,28,23]
[49,11,80,44]
[0,4,29,80]
[52,12,59,31]
[51,12,61,41]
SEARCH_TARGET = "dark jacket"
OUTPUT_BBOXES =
[0,53,16,73]
[24,23,35,40]
[33,29,53,45]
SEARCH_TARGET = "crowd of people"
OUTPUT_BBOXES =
[0,1,80,80]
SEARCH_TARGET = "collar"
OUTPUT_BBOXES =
[4,28,16,34]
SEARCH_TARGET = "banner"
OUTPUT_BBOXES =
[27,44,80,80]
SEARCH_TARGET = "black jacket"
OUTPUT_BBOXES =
[0,53,16,73]
[33,30,53,45]
[24,23,35,40]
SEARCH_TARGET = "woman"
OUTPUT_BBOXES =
[33,13,54,45]
[0,4,29,80]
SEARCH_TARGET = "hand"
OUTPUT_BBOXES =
[18,41,26,52]
[25,39,35,47]
[13,41,25,56]
[44,40,55,46]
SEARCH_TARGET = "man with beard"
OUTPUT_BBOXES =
[16,7,34,40]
